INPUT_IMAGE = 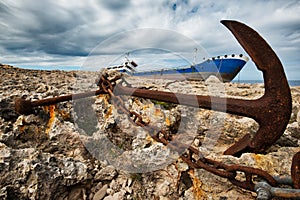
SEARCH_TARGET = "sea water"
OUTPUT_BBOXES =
[18,65,81,71]
[233,80,300,86]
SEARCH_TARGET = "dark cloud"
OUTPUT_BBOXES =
[0,0,299,80]
[0,2,11,16]
[0,1,100,57]
[100,0,131,10]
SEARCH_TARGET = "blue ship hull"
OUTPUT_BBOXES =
[115,54,249,82]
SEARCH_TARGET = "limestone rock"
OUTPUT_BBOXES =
[0,65,299,200]
[93,184,108,200]
[94,166,117,181]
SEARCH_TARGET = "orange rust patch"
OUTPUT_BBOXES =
[253,154,262,161]
[174,162,181,189]
[252,154,264,167]
[105,106,113,119]
[98,94,110,104]
[58,109,70,121]
[19,125,26,133]
[134,99,142,106]
[143,104,149,110]
[188,168,207,200]
[165,116,171,126]
[251,153,271,171]
[98,94,106,98]
[154,108,162,117]
[17,117,26,133]
[44,105,56,135]
[144,102,154,110]
[146,135,156,143]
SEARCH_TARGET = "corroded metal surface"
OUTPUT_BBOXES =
[255,181,300,199]
[221,20,292,156]
[14,89,107,115]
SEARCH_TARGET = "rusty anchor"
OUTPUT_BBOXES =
[14,20,292,157]
[112,20,292,156]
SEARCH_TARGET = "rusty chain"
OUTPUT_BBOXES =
[97,74,280,193]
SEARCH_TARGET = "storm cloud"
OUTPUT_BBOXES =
[0,0,299,79]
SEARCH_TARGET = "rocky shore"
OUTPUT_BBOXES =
[0,64,299,200]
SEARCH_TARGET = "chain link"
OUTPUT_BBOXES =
[97,74,296,195]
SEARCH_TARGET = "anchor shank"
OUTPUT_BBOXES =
[115,85,259,119]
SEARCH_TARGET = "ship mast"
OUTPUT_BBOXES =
[193,48,197,65]
[125,52,130,62]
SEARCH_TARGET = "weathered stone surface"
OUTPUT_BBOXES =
[94,166,117,181]
[0,64,299,199]
[93,184,108,200]
[68,187,86,200]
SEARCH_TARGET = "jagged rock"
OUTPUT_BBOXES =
[297,110,300,124]
[103,190,126,200]
[35,83,49,93]
[93,184,108,200]
[284,122,300,145]
[0,142,89,199]
[68,187,86,200]
[94,166,117,181]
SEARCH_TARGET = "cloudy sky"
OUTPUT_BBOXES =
[0,0,299,80]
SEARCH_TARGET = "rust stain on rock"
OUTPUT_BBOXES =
[188,168,207,200]
[44,105,56,135]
